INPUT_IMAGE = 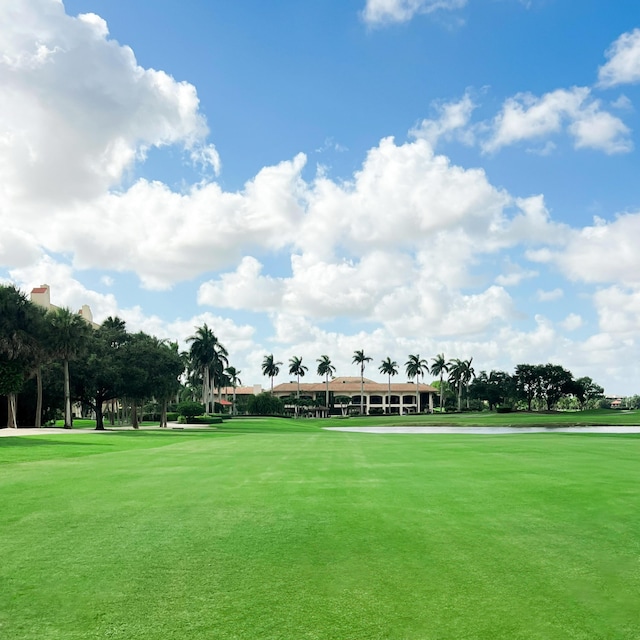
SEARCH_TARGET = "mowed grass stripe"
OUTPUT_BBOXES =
[1,430,639,639]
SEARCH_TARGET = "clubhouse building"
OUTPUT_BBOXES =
[272,376,438,416]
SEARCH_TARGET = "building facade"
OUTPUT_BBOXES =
[272,376,437,415]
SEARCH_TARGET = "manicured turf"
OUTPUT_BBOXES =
[1,420,639,639]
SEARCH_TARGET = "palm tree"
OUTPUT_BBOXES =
[448,358,475,410]
[405,354,429,414]
[187,324,226,413]
[225,366,242,415]
[262,354,282,394]
[461,358,475,409]
[316,355,336,414]
[49,307,92,428]
[288,356,308,417]
[352,349,373,415]
[448,358,465,411]
[379,357,398,414]
[430,353,449,413]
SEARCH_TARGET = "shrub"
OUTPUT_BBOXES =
[369,407,384,415]
[166,411,179,422]
[496,406,513,413]
[190,416,223,425]
[177,401,205,420]
[247,393,285,416]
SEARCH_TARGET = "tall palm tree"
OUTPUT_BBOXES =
[316,355,336,414]
[379,357,398,414]
[430,353,448,413]
[225,366,241,415]
[448,358,465,411]
[288,356,308,417]
[187,324,226,413]
[405,354,429,414]
[352,349,373,415]
[461,358,475,409]
[49,307,91,429]
[211,343,229,407]
[262,354,282,394]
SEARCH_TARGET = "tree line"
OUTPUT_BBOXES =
[260,351,605,414]
[0,285,243,428]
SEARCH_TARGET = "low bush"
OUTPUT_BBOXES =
[177,401,205,420]
[369,408,385,415]
[496,407,513,413]
[190,416,223,425]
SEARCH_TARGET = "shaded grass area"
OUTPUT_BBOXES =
[1,428,639,638]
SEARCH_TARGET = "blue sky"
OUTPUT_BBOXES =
[2,0,640,394]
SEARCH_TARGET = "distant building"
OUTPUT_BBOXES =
[272,376,437,415]
[30,284,99,328]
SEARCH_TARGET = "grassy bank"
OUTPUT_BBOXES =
[49,408,640,432]
[1,423,639,638]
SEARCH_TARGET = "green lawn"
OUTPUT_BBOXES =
[1,420,639,639]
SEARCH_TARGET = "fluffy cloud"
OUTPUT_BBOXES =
[561,313,583,332]
[555,213,640,286]
[598,28,640,87]
[536,288,563,302]
[483,88,631,154]
[0,0,214,208]
[410,93,476,147]
[593,286,640,335]
[361,0,466,25]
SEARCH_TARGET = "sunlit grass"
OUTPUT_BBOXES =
[2,423,639,638]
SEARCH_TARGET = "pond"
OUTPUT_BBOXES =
[324,426,640,435]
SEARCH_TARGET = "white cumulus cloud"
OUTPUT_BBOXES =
[362,0,466,25]
[598,28,640,87]
[483,87,631,154]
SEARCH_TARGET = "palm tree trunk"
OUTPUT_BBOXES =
[325,374,330,416]
[296,375,300,418]
[160,399,168,428]
[439,373,444,413]
[8,394,18,428]
[35,366,43,428]
[132,402,139,429]
[388,376,392,415]
[416,378,420,413]
[63,359,72,429]
[232,387,237,416]
[360,365,364,415]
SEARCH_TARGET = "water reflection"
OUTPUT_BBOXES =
[325,426,640,435]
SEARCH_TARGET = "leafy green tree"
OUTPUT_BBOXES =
[247,392,284,416]
[152,340,184,427]
[352,349,373,415]
[0,285,46,428]
[537,363,574,411]
[430,353,448,413]
[177,400,205,421]
[73,318,128,430]
[469,370,515,410]
[572,376,605,409]
[49,307,92,429]
[316,355,336,412]
[261,354,282,394]
[514,364,540,411]
[379,357,398,414]
[406,354,429,413]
